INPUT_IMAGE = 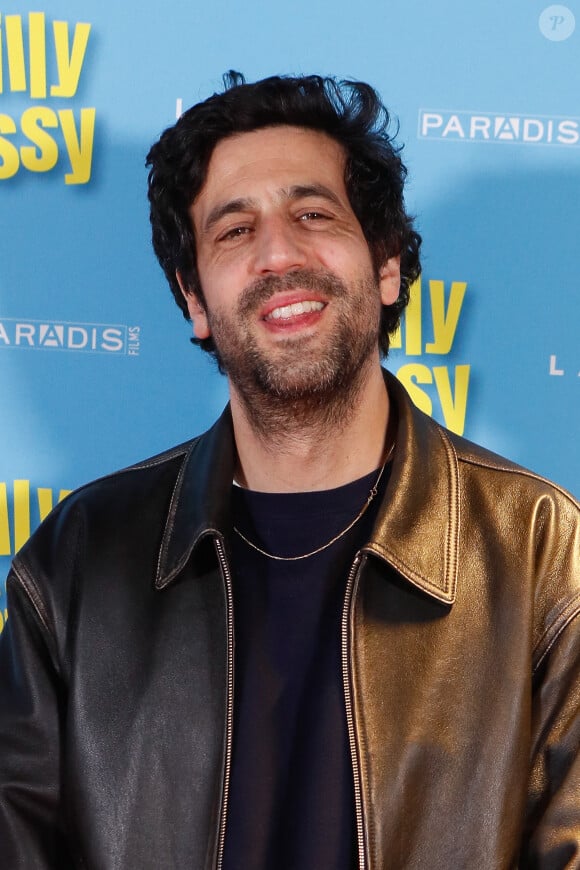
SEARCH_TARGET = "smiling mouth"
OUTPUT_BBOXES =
[264,300,326,321]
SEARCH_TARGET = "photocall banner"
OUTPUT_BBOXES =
[0,0,578,631]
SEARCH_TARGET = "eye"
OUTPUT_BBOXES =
[297,209,335,229]
[218,225,252,242]
[298,210,328,222]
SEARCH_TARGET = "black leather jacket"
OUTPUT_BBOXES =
[1,373,579,869]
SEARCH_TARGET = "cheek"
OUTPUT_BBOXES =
[322,235,373,268]
[198,258,246,302]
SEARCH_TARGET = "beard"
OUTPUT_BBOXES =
[205,267,383,440]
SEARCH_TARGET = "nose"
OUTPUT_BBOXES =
[252,215,307,275]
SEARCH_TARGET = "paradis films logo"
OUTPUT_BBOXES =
[418,110,579,147]
[0,318,141,355]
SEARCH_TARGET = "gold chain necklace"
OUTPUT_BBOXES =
[233,443,394,562]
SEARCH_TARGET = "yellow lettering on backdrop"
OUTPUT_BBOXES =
[391,277,422,356]
[433,365,470,435]
[37,488,54,522]
[13,480,31,553]
[29,12,47,99]
[60,107,95,184]
[20,106,59,172]
[390,277,421,354]
[51,21,91,98]
[0,113,19,179]
[38,487,72,522]
[425,281,467,354]
[395,364,433,416]
[389,278,421,352]
[391,278,467,356]
[0,483,10,556]
[0,483,73,559]
[387,277,470,433]
[0,16,94,182]
[5,14,26,92]
[0,110,96,183]
[395,364,470,435]
[405,277,422,354]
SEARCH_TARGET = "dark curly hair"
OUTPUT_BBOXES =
[146,71,421,358]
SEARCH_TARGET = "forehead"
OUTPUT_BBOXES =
[192,126,348,219]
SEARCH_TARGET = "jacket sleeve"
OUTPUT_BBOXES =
[0,568,72,869]
[523,611,580,868]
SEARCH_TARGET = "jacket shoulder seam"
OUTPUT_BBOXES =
[8,561,53,639]
[533,593,580,672]
[456,454,579,510]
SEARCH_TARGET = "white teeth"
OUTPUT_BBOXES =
[267,300,324,320]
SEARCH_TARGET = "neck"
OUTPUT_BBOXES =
[230,357,392,493]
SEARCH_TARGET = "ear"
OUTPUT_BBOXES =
[176,270,211,340]
[378,255,401,306]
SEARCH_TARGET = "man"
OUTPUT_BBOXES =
[0,72,579,869]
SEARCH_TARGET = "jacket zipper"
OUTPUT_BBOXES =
[214,537,235,870]
[214,539,366,869]
[342,553,367,870]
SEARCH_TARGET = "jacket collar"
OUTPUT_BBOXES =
[365,371,459,605]
[155,406,237,589]
[156,370,459,605]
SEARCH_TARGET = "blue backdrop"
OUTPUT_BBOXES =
[1,0,579,632]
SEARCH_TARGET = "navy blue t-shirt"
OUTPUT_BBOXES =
[222,464,390,870]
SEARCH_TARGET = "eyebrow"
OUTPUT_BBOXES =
[283,183,343,208]
[202,197,258,235]
[201,183,344,236]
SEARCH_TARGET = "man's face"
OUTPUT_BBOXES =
[183,125,400,402]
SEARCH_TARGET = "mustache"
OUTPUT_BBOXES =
[237,269,348,317]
